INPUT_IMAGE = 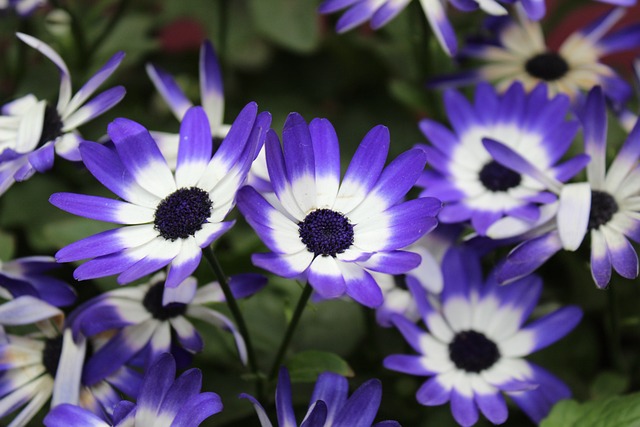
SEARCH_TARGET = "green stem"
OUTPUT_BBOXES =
[607,285,624,371]
[268,282,313,381]
[202,246,261,382]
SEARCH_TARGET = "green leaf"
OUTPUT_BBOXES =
[541,393,640,427]
[0,230,15,261]
[590,371,629,399]
[286,350,353,383]
[248,0,320,53]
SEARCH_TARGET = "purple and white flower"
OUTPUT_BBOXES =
[384,247,582,426]
[0,296,135,426]
[487,86,640,288]
[241,367,399,427]
[146,40,229,168]
[70,272,265,386]
[0,256,75,307]
[50,104,270,288]
[0,33,125,195]
[416,81,585,235]
[44,353,222,427]
[237,113,440,308]
[430,7,640,105]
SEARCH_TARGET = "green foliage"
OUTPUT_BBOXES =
[541,393,640,427]
[286,350,353,383]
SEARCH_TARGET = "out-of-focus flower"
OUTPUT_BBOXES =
[50,105,270,288]
[430,8,640,105]
[237,113,440,308]
[241,367,399,426]
[70,272,266,386]
[0,256,75,307]
[0,296,137,426]
[0,33,125,195]
[385,247,582,426]
[44,353,222,427]
[486,86,640,288]
[416,81,586,236]
[0,0,45,16]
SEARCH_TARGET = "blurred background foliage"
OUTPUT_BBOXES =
[0,0,639,426]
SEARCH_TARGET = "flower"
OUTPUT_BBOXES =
[0,255,75,307]
[416,81,586,235]
[44,352,222,427]
[0,33,125,195]
[237,113,440,308]
[50,104,271,288]
[486,86,640,288]
[69,272,266,386]
[0,0,45,16]
[241,367,399,426]
[430,7,640,104]
[384,247,582,426]
[146,40,229,168]
[0,296,134,426]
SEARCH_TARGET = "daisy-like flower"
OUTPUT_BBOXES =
[416,81,586,235]
[0,0,45,15]
[146,40,229,167]
[0,256,75,307]
[374,225,459,327]
[69,272,265,386]
[241,367,399,427]
[44,353,222,427]
[486,86,640,288]
[430,7,640,104]
[237,113,440,308]
[384,247,582,426]
[50,103,271,288]
[0,296,131,427]
[0,33,125,195]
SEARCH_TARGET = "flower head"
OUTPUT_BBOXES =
[69,272,266,386]
[384,247,582,426]
[241,367,399,427]
[44,353,222,427]
[0,33,125,195]
[431,7,640,104]
[50,104,270,288]
[237,113,440,308]
[417,81,585,235]
[488,86,640,287]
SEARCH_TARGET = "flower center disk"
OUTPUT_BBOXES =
[143,281,187,320]
[449,330,500,373]
[479,160,521,192]
[154,187,213,241]
[42,336,64,376]
[38,104,64,147]
[588,190,618,231]
[298,209,354,257]
[525,52,569,81]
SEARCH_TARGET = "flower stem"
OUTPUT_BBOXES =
[90,0,130,54]
[268,282,313,381]
[202,246,261,381]
[607,285,624,371]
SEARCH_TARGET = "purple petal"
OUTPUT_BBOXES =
[49,193,153,224]
[276,367,296,427]
[332,379,382,427]
[44,404,108,427]
[176,106,213,188]
[145,63,192,120]
[310,372,348,424]
[199,40,224,130]
[450,389,479,427]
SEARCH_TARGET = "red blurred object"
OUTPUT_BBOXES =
[158,18,207,53]
[546,0,640,72]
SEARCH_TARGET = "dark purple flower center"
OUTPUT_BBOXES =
[525,52,569,81]
[588,190,618,231]
[449,330,500,373]
[38,104,64,147]
[154,187,212,241]
[42,336,64,376]
[298,209,354,257]
[143,281,187,320]
[479,160,521,192]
